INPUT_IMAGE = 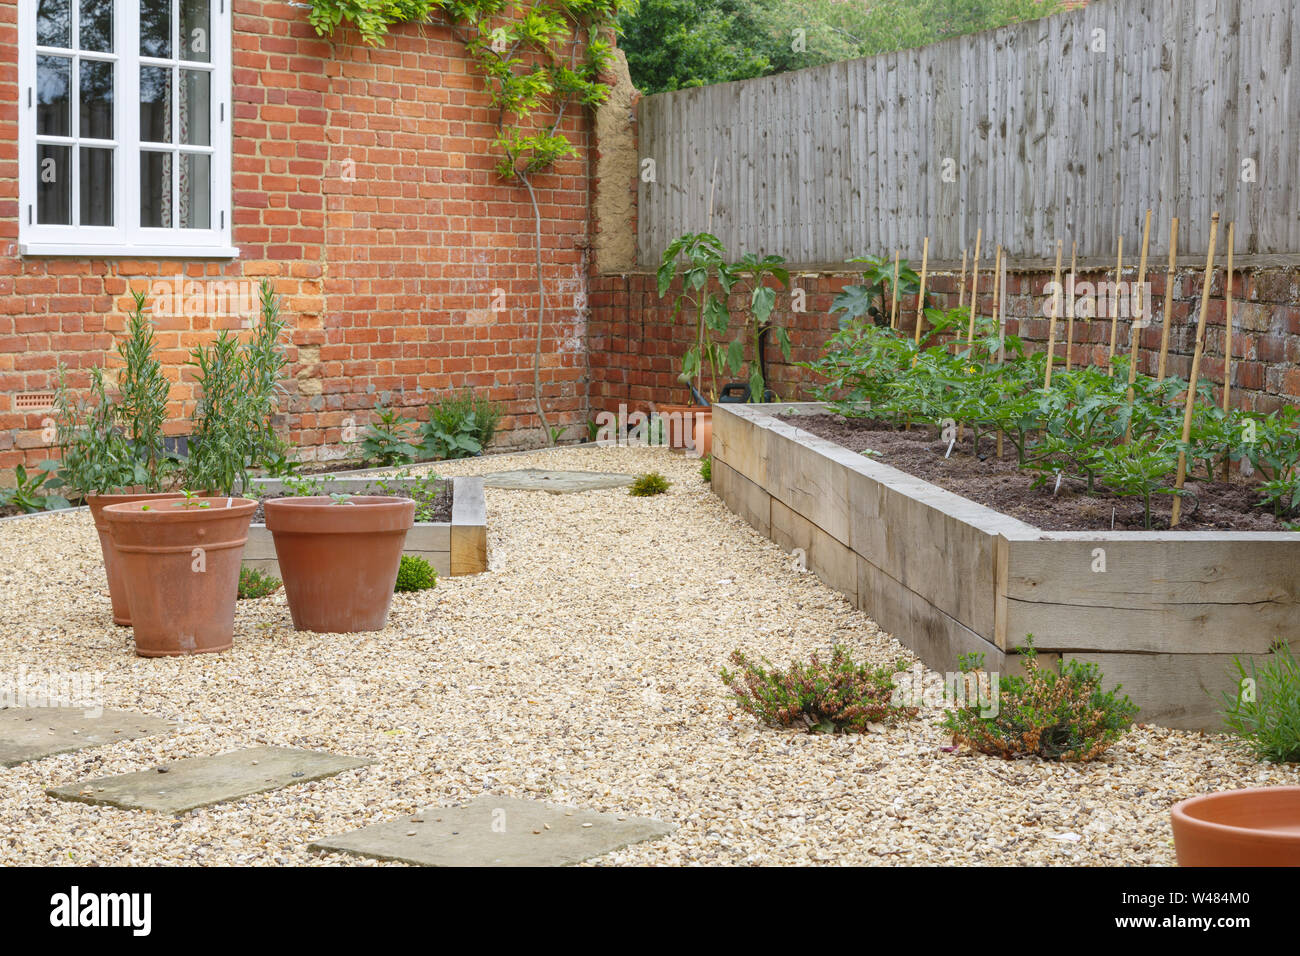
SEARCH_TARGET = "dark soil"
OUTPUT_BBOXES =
[792,414,1290,533]
[251,481,452,524]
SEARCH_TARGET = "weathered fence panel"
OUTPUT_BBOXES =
[636,0,1300,269]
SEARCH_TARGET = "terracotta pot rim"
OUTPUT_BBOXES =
[265,495,415,535]
[102,497,257,522]
[1171,786,1300,840]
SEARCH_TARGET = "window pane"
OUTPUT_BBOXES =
[140,65,172,143]
[79,0,113,53]
[140,0,171,58]
[140,151,171,227]
[37,0,71,48]
[180,0,210,63]
[79,146,113,226]
[37,55,71,136]
[37,144,71,225]
[179,152,209,229]
[79,59,114,140]
[180,70,209,145]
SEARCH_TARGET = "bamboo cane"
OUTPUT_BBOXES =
[1222,222,1235,479]
[1065,240,1077,370]
[1107,235,1124,375]
[912,236,930,354]
[1171,212,1220,528]
[1223,222,1235,412]
[965,229,983,350]
[1124,210,1153,443]
[1157,217,1179,382]
[889,248,901,330]
[1043,240,1064,388]
[997,253,1007,459]
[958,248,968,309]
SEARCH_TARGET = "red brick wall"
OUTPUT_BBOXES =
[0,2,593,479]
[589,266,1300,417]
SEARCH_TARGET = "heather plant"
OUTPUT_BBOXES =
[940,637,1138,762]
[720,646,918,734]
[1221,643,1300,763]
[238,566,282,600]
[629,472,671,496]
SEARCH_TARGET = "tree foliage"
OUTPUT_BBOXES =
[620,0,1066,94]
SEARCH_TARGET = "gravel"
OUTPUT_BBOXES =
[0,444,1295,866]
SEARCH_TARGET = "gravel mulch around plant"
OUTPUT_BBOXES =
[0,444,1295,866]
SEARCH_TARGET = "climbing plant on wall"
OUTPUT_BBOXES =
[308,0,630,443]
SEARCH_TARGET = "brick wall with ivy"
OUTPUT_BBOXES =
[0,1,593,481]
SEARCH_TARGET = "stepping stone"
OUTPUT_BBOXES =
[311,795,675,866]
[47,745,371,814]
[483,469,635,494]
[1,707,173,768]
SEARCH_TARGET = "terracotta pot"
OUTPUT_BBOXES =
[86,491,186,626]
[104,497,257,657]
[654,404,712,456]
[1171,786,1300,866]
[264,495,415,633]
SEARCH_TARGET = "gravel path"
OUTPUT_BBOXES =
[0,445,1295,866]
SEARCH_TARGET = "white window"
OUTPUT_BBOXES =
[18,0,235,257]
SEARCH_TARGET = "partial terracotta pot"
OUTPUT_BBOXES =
[1171,787,1300,866]
[655,404,712,457]
[104,497,257,657]
[264,495,415,633]
[86,491,186,626]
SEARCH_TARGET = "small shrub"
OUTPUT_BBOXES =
[394,554,438,593]
[940,637,1138,762]
[1221,643,1300,763]
[700,454,711,482]
[238,566,281,599]
[720,647,918,734]
[629,472,671,496]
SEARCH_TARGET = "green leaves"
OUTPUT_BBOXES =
[1222,643,1300,763]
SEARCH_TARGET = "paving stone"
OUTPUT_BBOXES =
[1,707,173,768]
[483,469,635,493]
[47,746,371,813]
[310,795,675,866]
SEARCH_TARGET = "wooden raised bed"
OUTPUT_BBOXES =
[243,474,487,579]
[711,402,1300,731]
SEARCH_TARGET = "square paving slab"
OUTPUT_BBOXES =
[47,746,371,814]
[311,795,675,866]
[1,707,174,768]
[483,469,635,493]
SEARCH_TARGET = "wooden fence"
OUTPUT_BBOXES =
[635,0,1300,271]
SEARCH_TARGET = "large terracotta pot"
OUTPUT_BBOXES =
[104,497,257,657]
[264,495,414,633]
[1171,786,1300,866]
[86,491,186,626]
[654,404,712,457]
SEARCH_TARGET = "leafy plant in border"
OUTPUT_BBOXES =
[362,405,422,466]
[699,454,711,482]
[394,554,438,592]
[656,231,737,402]
[940,637,1138,762]
[422,388,503,459]
[732,251,792,402]
[720,646,918,734]
[830,253,920,329]
[628,471,670,496]
[0,464,71,514]
[1221,642,1300,763]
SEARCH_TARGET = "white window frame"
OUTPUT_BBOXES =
[17,0,236,258]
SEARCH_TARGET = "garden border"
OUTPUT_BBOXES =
[711,401,1300,731]
[243,475,487,579]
